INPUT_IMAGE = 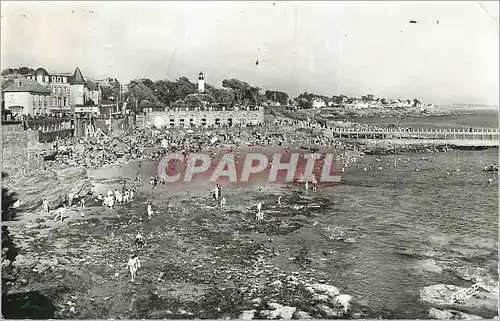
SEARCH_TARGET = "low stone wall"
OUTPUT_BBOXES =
[2,130,45,184]
[39,129,74,143]
[1,121,24,133]
[2,123,75,184]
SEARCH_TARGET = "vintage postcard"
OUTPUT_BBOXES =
[1,1,498,320]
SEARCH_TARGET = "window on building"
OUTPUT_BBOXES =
[44,76,49,82]
[37,75,43,83]
[51,76,56,82]
[63,97,67,106]
[57,76,61,83]
[63,77,67,83]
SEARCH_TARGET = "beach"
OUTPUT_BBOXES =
[2,112,498,319]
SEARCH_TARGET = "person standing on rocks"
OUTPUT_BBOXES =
[213,185,219,201]
[68,192,75,207]
[216,183,222,198]
[147,202,153,219]
[127,254,141,282]
[108,194,115,209]
[42,199,50,214]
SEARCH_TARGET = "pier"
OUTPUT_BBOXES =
[322,127,499,146]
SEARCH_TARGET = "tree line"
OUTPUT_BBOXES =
[126,77,270,112]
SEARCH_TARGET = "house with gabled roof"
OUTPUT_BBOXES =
[3,78,51,115]
[16,67,96,114]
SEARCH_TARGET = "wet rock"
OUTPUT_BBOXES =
[305,283,340,297]
[17,278,28,286]
[452,266,498,294]
[57,257,70,265]
[251,298,262,306]
[10,167,92,212]
[260,302,296,320]
[270,280,282,287]
[420,284,497,311]
[316,304,344,318]
[240,310,256,320]
[149,310,173,318]
[428,308,482,320]
[312,293,329,302]
[333,294,352,313]
[292,310,313,319]
[419,284,464,305]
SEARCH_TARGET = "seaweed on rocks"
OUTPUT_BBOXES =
[198,287,246,319]
[291,247,312,268]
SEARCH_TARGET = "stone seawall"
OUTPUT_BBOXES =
[2,129,45,184]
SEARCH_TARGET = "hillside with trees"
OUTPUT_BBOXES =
[126,77,265,112]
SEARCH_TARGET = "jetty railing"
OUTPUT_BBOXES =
[324,127,499,141]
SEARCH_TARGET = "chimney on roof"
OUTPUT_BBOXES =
[14,78,21,88]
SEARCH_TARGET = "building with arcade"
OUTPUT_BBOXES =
[143,72,265,128]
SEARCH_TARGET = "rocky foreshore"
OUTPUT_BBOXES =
[419,284,498,319]
[8,167,92,213]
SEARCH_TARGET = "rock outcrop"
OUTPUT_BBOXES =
[9,167,92,212]
[428,307,482,320]
[419,284,498,312]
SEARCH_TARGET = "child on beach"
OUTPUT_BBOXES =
[135,233,145,247]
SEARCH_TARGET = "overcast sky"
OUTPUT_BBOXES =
[1,1,498,105]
